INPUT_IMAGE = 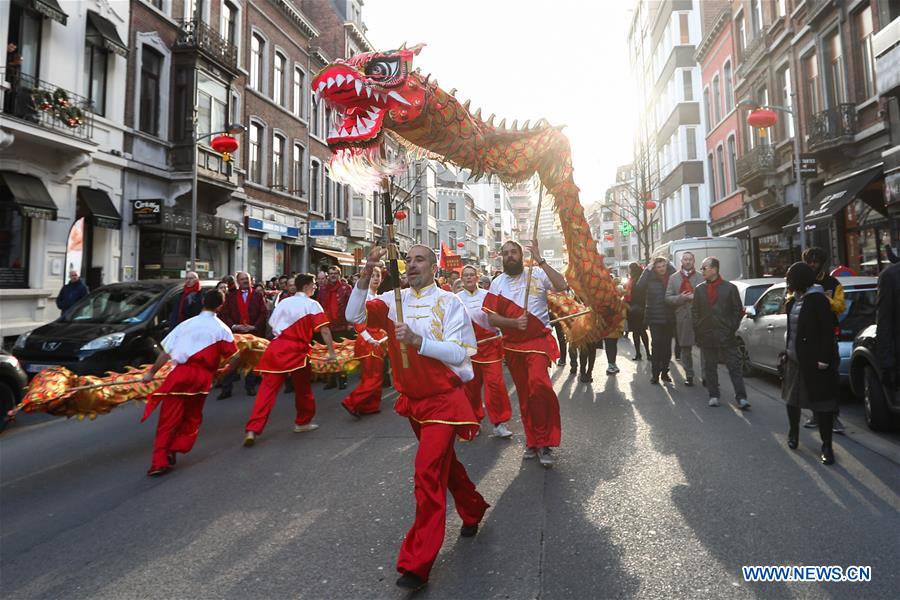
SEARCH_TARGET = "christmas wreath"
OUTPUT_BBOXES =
[30,87,85,128]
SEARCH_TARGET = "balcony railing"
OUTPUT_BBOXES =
[175,20,238,71]
[808,104,857,151]
[736,33,768,79]
[735,143,776,184]
[1,69,94,141]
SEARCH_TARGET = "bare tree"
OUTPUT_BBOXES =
[603,139,660,265]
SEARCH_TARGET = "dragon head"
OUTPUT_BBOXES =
[312,44,427,151]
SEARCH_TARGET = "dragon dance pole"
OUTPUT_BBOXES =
[381,176,410,369]
[523,184,543,313]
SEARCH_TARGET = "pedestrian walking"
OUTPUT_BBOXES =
[341,266,388,417]
[347,245,489,592]
[458,265,513,438]
[218,271,268,399]
[168,271,202,327]
[485,239,567,467]
[782,262,839,465]
[800,247,847,433]
[625,262,650,361]
[243,274,338,446]
[56,270,89,313]
[140,290,240,476]
[319,265,354,390]
[635,257,676,384]
[692,257,749,409]
[665,252,703,386]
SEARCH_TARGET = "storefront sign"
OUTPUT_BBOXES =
[246,217,299,238]
[309,219,337,237]
[314,235,348,251]
[799,155,818,179]
[131,199,162,225]
[137,205,239,240]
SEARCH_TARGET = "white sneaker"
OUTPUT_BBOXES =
[538,447,555,468]
[294,423,320,433]
[708,397,720,407]
[523,447,538,460]
[737,398,751,410]
[243,431,256,447]
[493,423,513,439]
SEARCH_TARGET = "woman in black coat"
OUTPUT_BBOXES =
[782,262,840,465]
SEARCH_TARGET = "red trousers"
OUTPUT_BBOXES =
[464,361,512,426]
[341,356,383,414]
[396,421,489,581]
[151,395,205,469]
[505,351,561,448]
[245,365,314,434]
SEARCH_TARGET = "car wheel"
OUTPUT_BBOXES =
[736,339,754,377]
[863,365,894,432]
[0,381,16,433]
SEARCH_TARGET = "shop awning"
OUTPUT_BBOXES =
[31,0,68,25]
[784,166,883,233]
[722,204,797,238]
[78,187,121,229]
[86,10,129,57]
[0,171,58,220]
[314,247,357,267]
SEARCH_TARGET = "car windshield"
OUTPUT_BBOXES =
[61,288,162,324]
[838,288,877,338]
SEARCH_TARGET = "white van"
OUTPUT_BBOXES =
[652,237,746,280]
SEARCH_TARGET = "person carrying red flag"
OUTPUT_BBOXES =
[346,245,489,592]
[141,290,240,476]
[483,240,568,467]
[341,265,388,417]
[457,265,513,438]
[243,274,337,446]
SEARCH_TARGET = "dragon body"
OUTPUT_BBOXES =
[312,45,623,345]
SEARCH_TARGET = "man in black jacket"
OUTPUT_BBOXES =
[691,257,750,409]
[56,270,89,313]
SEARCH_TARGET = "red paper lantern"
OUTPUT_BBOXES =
[393,210,407,221]
[210,134,239,154]
[747,108,778,129]
[604,234,615,241]
[456,241,465,248]
[644,200,657,210]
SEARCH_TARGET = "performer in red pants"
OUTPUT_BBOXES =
[347,245,489,591]
[484,240,568,468]
[342,266,388,417]
[457,265,513,437]
[142,290,239,476]
[243,274,337,446]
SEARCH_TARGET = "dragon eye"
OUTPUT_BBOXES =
[365,58,400,80]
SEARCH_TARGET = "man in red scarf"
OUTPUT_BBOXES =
[219,271,268,399]
[317,265,353,389]
[665,253,704,386]
[691,257,749,409]
[168,271,201,327]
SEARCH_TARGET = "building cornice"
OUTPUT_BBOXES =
[270,0,319,39]
[310,46,330,66]
[344,21,374,53]
[695,7,732,64]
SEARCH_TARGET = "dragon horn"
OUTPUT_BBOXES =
[523,120,531,130]
[399,42,407,50]
[463,99,471,111]
[499,118,507,129]
[474,107,482,120]
[449,88,457,96]
[511,120,518,130]
[487,114,496,126]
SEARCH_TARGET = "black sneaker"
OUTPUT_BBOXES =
[217,389,232,400]
[338,374,347,390]
[832,417,845,434]
[821,445,835,465]
[396,572,427,591]
[324,377,337,390]
[460,523,479,537]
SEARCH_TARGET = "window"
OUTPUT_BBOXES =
[757,288,785,316]
[804,53,822,115]
[689,187,700,219]
[273,51,286,106]
[682,70,693,101]
[723,61,734,112]
[83,38,108,117]
[293,66,305,118]
[686,127,697,160]
[708,154,717,200]
[855,5,876,101]
[310,91,321,137]
[149,0,163,9]
[221,1,237,46]
[778,65,795,139]
[716,146,727,200]
[272,133,285,188]
[0,193,28,288]
[250,33,264,91]
[197,72,227,138]
[324,174,333,216]
[292,143,304,195]
[703,87,711,128]
[737,16,746,58]
[139,46,162,135]
[750,0,762,36]
[249,121,263,183]
[311,160,321,212]
[712,75,722,123]
[429,198,438,218]
[826,31,845,105]
[776,0,786,17]
[727,136,737,193]
[448,202,457,220]
[679,13,689,44]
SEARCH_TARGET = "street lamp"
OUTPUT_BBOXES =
[190,121,246,271]
[739,95,807,254]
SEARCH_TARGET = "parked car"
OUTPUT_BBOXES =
[12,280,217,378]
[849,324,900,431]
[732,278,780,309]
[736,277,878,382]
[0,349,28,432]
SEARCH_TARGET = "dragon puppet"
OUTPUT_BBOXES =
[311,44,623,346]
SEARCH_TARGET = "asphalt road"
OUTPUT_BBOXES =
[2,343,898,599]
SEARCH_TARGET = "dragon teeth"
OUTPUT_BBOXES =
[317,81,326,92]
[355,80,363,96]
[373,92,380,102]
[387,91,411,106]
[350,126,359,136]
[362,118,376,130]
[365,87,372,98]
[336,74,345,86]
[327,77,336,89]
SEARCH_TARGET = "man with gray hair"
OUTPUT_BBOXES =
[168,271,201,327]
[665,252,703,386]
